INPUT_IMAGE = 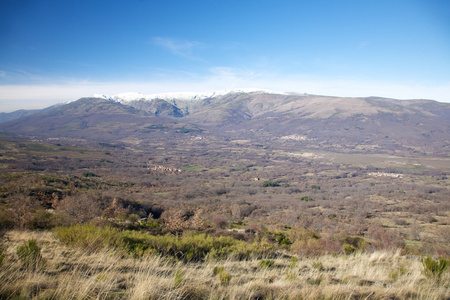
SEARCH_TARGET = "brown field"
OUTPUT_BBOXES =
[0,131,449,299]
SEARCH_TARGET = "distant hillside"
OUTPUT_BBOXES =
[1,92,449,155]
[0,104,62,124]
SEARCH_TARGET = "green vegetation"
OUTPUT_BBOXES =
[177,127,202,133]
[342,244,356,254]
[99,142,122,148]
[258,259,275,269]
[53,224,271,261]
[16,239,45,269]
[312,261,325,271]
[181,165,206,171]
[262,180,279,187]
[145,124,167,130]
[213,266,232,284]
[300,196,313,201]
[173,270,184,287]
[422,256,449,282]
[0,128,449,298]
[274,232,291,246]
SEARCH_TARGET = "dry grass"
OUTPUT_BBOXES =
[0,230,449,299]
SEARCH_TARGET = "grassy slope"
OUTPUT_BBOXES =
[1,230,449,300]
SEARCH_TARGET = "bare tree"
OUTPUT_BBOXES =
[57,194,102,224]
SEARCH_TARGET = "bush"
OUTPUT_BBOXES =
[274,232,291,246]
[262,181,279,187]
[56,194,102,224]
[300,196,313,202]
[53,224,122,253]
[53,224,270,261]
[422,256,449,282]
[340,236,369,252]
[82,172,99,177]
[26,209,68,229]
[342,244,356,254]
[16,239,45,269]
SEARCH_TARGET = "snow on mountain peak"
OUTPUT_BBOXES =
[93,89,270,104]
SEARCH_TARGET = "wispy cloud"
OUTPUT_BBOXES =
[152,37,205,61]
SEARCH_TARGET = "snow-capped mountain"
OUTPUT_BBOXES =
[1,91,449,157]
[93,89,270,104]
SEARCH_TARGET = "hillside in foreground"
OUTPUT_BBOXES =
[1,230,449,299]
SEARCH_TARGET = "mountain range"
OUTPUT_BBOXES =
[1,91,449,156]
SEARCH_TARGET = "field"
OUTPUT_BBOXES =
[0,133,449,299]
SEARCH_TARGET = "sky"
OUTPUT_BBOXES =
[1,0,450,112]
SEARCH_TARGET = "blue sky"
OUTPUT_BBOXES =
[1,0,449,111]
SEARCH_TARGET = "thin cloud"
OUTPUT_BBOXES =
[152,37,205,61]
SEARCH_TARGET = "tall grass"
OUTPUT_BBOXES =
[0,230,449,299]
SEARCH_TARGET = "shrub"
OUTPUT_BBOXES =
[262,181,279,187]
[82,172,99,177]
[300,196,313,202]
[212,215,228,229]
[340,236,369,252]
[53,224,122,253]
[214,188,228,196]
[274,232,291,246]
[422,256,449,282]
[142,219,160,228]
[26,209,68,229]
[163,209,189,233]
[16,239,45,269]
[53,224,269,261]
[56,194,102,224]
[342,244,356,255]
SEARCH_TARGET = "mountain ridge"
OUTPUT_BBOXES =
[0,91,449,156]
